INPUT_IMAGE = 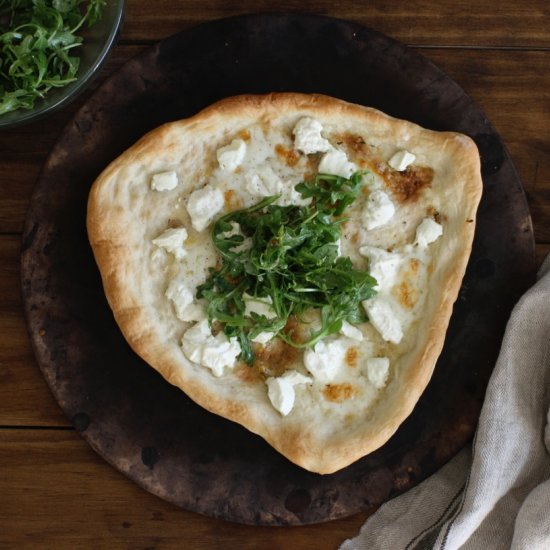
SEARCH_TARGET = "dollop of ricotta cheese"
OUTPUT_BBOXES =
[151,227,188,259]
[388,150,416,171]
[340,320,364,341]
[245,165,283,197]
[151,170,179,191]
[359,245,402,292]
[303,339,347,382]
[245,165,311,207]
[243,293,278,319]
[362,190,396,230]
[365,357,390,388]
[217,139,247,171]
[318,148,357,179]
[362,297,403,344]
[165,279,205,322]
[186,184,224,232]
[266,370,311,416]
[251,331,276,345]
[292,117,332,155]
[415,217,443,247]
[181,319,241,377]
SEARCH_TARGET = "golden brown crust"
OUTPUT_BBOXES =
[87,93,483,474]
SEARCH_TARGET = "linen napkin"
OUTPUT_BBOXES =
[341,253,550,550]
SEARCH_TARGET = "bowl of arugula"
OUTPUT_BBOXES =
[0,0,125,129]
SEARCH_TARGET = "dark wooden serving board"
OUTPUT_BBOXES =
[20,14,535,526]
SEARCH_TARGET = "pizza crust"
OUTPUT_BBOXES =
[87,93,482,474]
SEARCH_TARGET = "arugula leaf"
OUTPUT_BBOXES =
[0,0,106,115]
[197,171,377,364]
[295,171,365,215]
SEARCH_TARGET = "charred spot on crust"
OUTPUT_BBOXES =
[253,338,300,379]
[382,165,434,202]
[234,362,263,384]
[426,205,446,224]
[323,383,357,402]
[224,188,243,210]
[340,133,371,156]
[238,129,251,141]
[275,143,300,166]
[394,280,417,310]
[345,346,359,367]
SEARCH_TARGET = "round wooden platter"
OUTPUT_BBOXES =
[21,14,535,525]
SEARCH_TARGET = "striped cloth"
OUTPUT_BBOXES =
[341,254,550,550]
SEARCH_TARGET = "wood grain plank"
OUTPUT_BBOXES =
[0,429,370,549]
[0,165,41,235]
[0,236,68,427]
[119,0,550,48]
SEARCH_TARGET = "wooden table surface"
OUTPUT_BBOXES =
[2,1,550,548]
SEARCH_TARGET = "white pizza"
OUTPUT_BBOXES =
[87,93,482,474]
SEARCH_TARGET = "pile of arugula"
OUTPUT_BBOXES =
[0,0,105,115]
[197,172,377,363]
